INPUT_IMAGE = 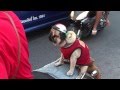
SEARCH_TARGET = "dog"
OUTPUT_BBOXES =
[49,23,101,79]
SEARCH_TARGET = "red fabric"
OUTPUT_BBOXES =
[60,39,92,66]
[0,11,33,79]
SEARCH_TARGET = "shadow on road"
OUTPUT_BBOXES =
[32,71,54,79]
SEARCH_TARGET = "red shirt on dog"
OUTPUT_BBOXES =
[60,39,92,66]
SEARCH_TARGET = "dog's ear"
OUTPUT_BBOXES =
[66,31,76,44]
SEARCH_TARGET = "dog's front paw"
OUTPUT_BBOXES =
[67,70,74,76]
[54,62,63,67]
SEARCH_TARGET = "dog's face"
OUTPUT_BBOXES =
[49,29,66,47]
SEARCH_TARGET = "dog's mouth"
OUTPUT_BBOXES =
[53,40,64,47]
[48,32,57,43]
[49,32,62,44]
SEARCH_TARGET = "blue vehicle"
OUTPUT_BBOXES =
[14,11,71,32]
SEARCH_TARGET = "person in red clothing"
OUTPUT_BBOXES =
[0,11,33,79]
[49,23,101,79]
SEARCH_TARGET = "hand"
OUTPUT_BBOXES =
[70,11,74,20]
[92,29,97,35]
[67,70,74,76]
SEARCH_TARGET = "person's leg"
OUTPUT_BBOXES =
[92,11,103,35]
[105,11,110,26]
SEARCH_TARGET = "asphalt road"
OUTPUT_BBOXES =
[27,11,120,79]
